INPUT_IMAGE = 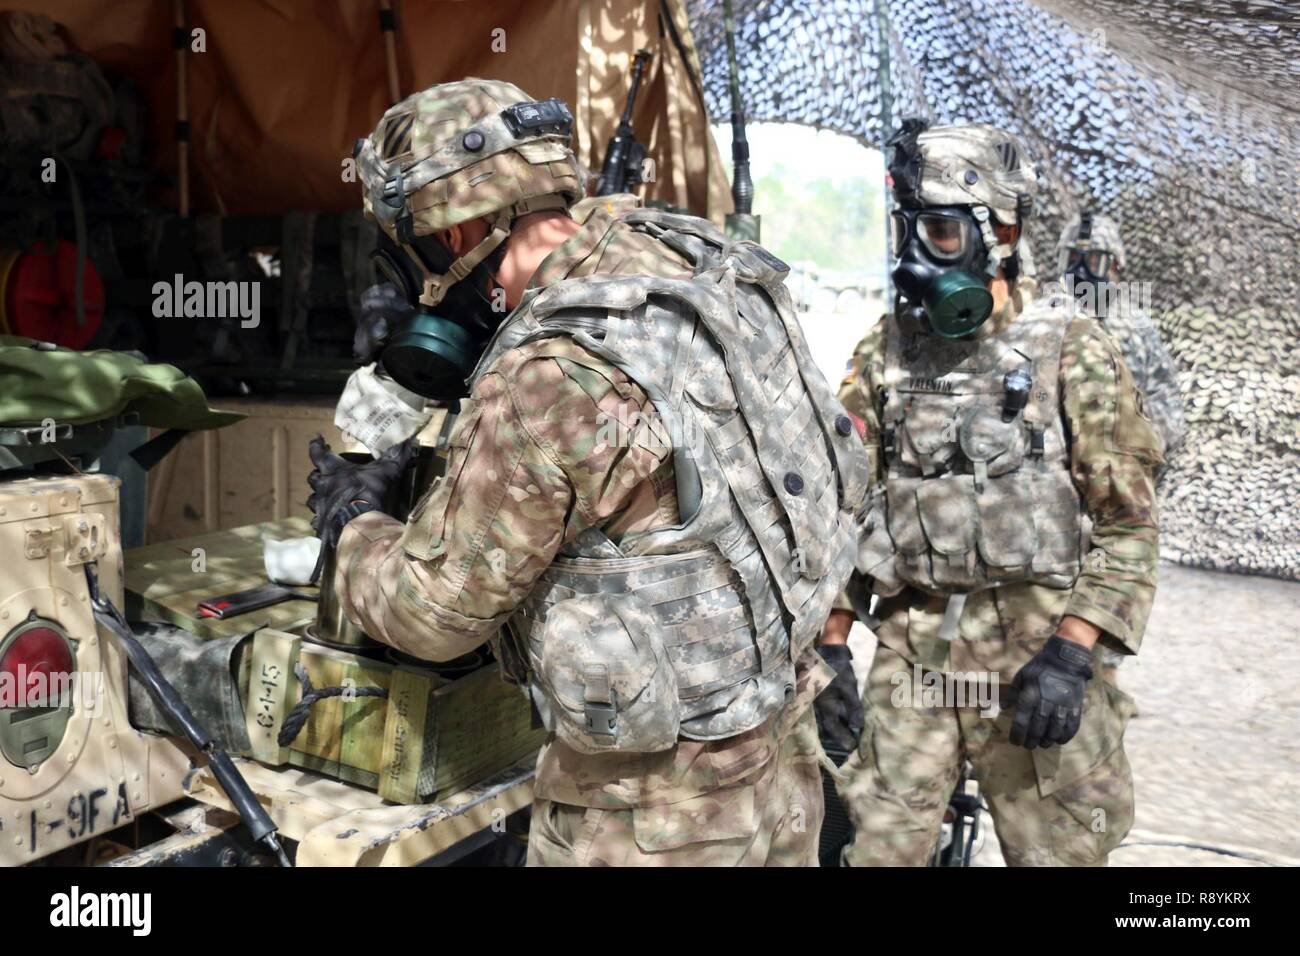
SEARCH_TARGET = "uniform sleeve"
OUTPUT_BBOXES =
[830,321,887,613]
[333,340,671,661]
[836,321,887,485]
[1133,312,1187,455]
[1059,318,1163,655]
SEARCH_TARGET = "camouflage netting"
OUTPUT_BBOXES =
[688,0,1300,580]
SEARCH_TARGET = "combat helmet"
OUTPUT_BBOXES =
[890,121,1037,224]
[355,78,584,307]
[1056,210,1125,274]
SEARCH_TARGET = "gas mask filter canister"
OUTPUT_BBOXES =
[891,206,994,338]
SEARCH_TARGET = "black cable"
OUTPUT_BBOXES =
[84,562,292,867]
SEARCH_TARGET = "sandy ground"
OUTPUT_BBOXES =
[798,308,1299,867]
[843,554,1300,868]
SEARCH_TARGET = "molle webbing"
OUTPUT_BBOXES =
[480,208,868,740]
[880,300,1085,593]
[518,550,766,702]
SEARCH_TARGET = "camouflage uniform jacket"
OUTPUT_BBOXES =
[838,280,1163,678]
[336,203,836,809]
[1100,303,1187,456]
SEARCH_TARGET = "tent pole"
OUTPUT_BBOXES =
[174,0,189,217]
[876,0,893,301]
[380,0,401,104]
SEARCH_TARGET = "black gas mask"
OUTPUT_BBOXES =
[1062,254,1120,319]
[1063,248,1119,318]
[1061,212,1121,318]
[368,229,509,400]
[890,206,996,339]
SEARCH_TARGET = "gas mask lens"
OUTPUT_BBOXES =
[891,210,975,261]
[1066,248,1115,279]
[916,212,973,262]
[890,211,906,256]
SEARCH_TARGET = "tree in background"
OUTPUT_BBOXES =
[751,163,885,272]
[713,123,887,277]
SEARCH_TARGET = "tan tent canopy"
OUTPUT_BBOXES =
[3,0,732,221]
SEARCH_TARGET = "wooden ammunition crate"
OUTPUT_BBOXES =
[126,518,545,806]
[244,629,545,804]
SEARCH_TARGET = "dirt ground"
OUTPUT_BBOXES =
[846,562,1300,867]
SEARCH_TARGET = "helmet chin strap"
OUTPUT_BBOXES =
[414,194,570,308]
[970,205,1016,278]
[415,211,510,307]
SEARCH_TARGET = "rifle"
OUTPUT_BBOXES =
[595,49,652,196]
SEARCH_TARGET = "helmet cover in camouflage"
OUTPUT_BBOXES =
[888,121,1037,226]
[1056,211,1126,273]
[355,78,584,305]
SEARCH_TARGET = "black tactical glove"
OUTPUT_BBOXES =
[1003,635,1094,750]
[354,282,414,366]
[306,436,411,553]
[815,643,864,754]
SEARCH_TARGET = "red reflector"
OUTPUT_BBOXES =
[0,623,75,707]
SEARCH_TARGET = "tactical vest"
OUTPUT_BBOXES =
[874,295,1086,594]
[472,210,869,748]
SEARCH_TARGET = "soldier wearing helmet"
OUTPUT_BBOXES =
[1059,211,1187,458]
[821,120,1162,866]
[307,79,870,865]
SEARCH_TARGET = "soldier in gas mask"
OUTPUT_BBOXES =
[822,120,1162,866]
[1058,212,1184,689]
[306,79,869,865]
[1059,211,1187,458]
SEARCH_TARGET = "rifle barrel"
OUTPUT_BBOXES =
[596,49,653,196]
[621,49,652,127]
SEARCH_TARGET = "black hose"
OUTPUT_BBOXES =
[83,562,292,867]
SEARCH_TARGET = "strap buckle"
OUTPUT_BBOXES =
[1028,424,1045,458]
[582,664,618,737]
[585,701,617,737]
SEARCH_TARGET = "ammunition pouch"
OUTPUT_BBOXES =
[530,592,680,755]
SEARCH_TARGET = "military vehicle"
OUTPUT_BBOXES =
[0,1,722,868]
